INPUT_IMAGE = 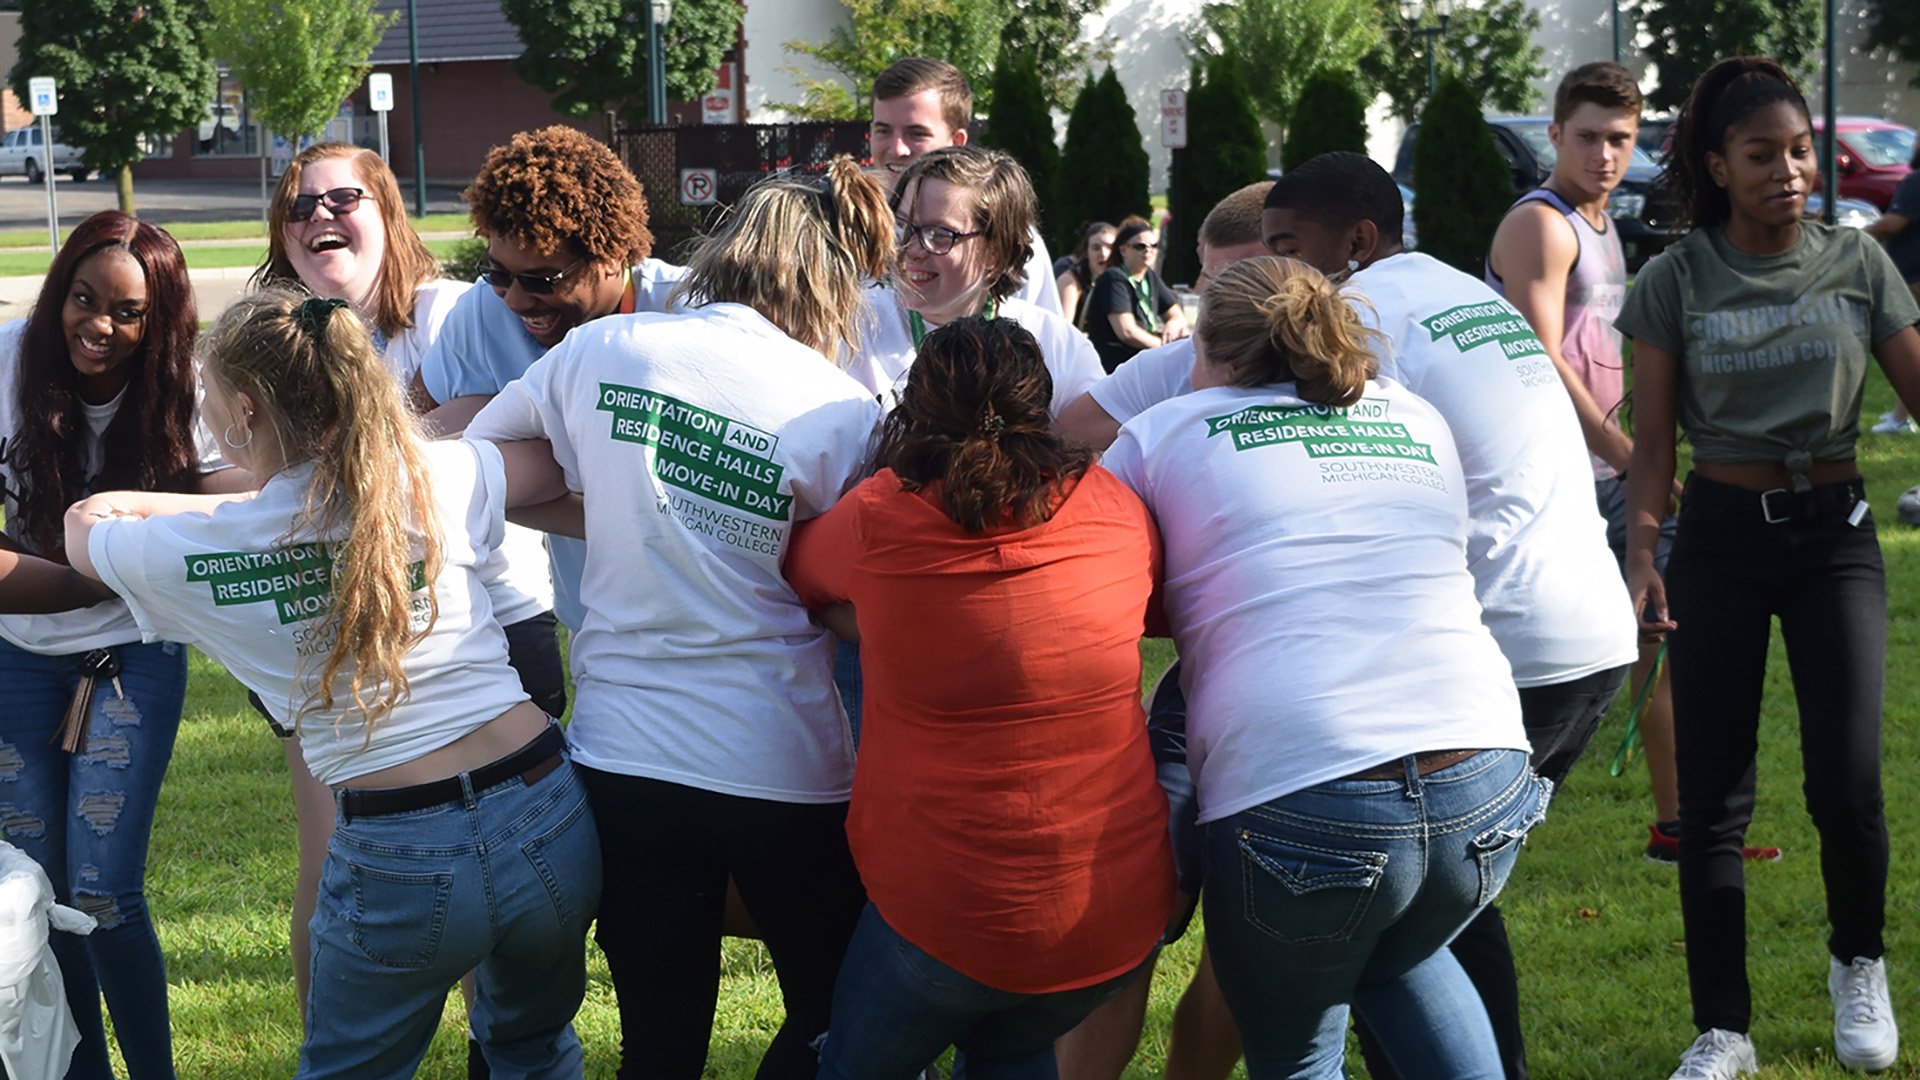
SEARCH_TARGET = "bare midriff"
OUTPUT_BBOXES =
[1693,458,1859,491]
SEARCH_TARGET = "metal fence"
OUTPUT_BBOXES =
[614,121,873,263]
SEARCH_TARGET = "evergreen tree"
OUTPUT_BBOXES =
[9,0,218,214]
[1635,0,1821,112]
[979,42,1060,229]
[206,0,394,144]
[1411,74,1509,275]
[1282,71,1368,172]
[503,0,739,124]
[1051,67,1150,254]
[1167,50,1267,283]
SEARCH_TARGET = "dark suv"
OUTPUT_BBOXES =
[1393,117,1678,271]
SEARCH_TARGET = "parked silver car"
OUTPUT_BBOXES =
[0,126,88,183]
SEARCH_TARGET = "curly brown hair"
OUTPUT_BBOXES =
[464,126,654,266]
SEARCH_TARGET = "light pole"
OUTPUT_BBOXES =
[647,0,674,126]
[1398,0,1455,99]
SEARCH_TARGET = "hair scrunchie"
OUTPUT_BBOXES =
[297,296,349,336]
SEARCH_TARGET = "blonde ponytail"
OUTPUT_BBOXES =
[201,287,441,733]
[1198,256,1379,407]
[670,155,892,359]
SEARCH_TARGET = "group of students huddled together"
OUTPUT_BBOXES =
[0,43,1914,1080]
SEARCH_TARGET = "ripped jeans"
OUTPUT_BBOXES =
[1203,748,1551,1080]
[0,637,187,1080]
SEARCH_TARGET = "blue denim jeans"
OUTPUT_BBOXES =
[816,903,1155,1080]
[299,746,602,1080]
[0,637,186,1080]
[1203,748,1550,1080]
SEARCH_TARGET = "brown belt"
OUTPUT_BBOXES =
[1345,749,1484,782]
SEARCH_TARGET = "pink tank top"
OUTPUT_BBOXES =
[1487,187,1629,478]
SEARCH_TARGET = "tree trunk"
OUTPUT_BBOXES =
[116,164,135,216]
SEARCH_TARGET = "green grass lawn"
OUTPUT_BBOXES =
[0,214,473,253]
[0,236,472,278]
[117,368,1920,1077]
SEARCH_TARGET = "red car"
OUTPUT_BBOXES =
[1812,118,1915,210]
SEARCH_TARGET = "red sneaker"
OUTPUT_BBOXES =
[1645,823,1782,863]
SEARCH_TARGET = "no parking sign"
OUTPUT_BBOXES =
[680,168,718,206]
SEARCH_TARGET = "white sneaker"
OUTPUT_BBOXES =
[1831,956,1900,1071]
[1670,1029,1758,1079]
[1871,415,1918,434]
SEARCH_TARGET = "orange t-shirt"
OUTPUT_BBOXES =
[786,466,1174,994]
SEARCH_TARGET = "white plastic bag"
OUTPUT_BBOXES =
[0,841,94,1080]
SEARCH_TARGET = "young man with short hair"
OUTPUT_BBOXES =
[870,56,1063,315]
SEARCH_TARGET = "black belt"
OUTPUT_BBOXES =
[1345,749,1483,782]
[337,724,565,821]
[1681,473,1865,525]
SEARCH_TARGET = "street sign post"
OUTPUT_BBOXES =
[1160,88,1188,149]
[28,77,58,254]
[368,73,394,163]
[679,167,718,206]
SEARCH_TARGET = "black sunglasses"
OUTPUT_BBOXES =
[473,256,588,295]
[1128,241,1159,251]
[287,187,367,222]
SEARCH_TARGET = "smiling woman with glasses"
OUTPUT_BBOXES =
[1086,216,1190,373]
[847,145,1105,419]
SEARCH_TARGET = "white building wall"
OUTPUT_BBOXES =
[740,0,854,121]
[1079,0,1209,194]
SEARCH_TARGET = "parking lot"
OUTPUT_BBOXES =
[0,174,471,231]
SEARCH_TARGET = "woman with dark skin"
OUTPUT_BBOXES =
[0,210,247,1080]
[1618,57,1920,1080]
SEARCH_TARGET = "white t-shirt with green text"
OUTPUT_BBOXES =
[467,304,881,804]
[89,438,529,785]
[1351,252,1637,688]
[1103,378,1528,824]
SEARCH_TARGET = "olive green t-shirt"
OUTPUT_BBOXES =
[1615,222,1920,469]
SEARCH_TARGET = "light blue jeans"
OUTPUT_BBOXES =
[299,745,603,1080]
[1203,747,1551,1080]
[0,637,186,1080]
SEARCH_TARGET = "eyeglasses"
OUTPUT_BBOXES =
[473,256,588,295]
[896,221,984,256]
[1128,241,1159,251]
[287,187,367,222]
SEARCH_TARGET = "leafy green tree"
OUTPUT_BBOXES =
[780,0,1001,119]
[1412,74,1510,275]
[8,0,218,213]
[206,0,394,142]
[1282,70,1368,171]
[1362,0,1545,123]
[978,43,1061,228]
[1865,0,1920,86]
[1194,0,1379,130]
[502,0,739,124]
[1166,50,1267,283]
[780,0,1106,120]
[1051,67,1150,253]
[1635,0,1821,112]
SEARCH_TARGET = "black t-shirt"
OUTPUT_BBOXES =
[1086,266,1179,372]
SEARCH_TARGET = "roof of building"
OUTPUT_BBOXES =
[371,0,524,65]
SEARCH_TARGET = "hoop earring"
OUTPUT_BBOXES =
[222,422,253,450]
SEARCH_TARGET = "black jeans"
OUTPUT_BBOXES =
[1666,474,1888,1034]
[1357,663,1628,1080]
[575,767,867,1080]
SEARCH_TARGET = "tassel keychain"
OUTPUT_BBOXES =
[53,648,122,755]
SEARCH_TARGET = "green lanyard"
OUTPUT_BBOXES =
[907,297,997,350]
[1133,275,1160,334]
